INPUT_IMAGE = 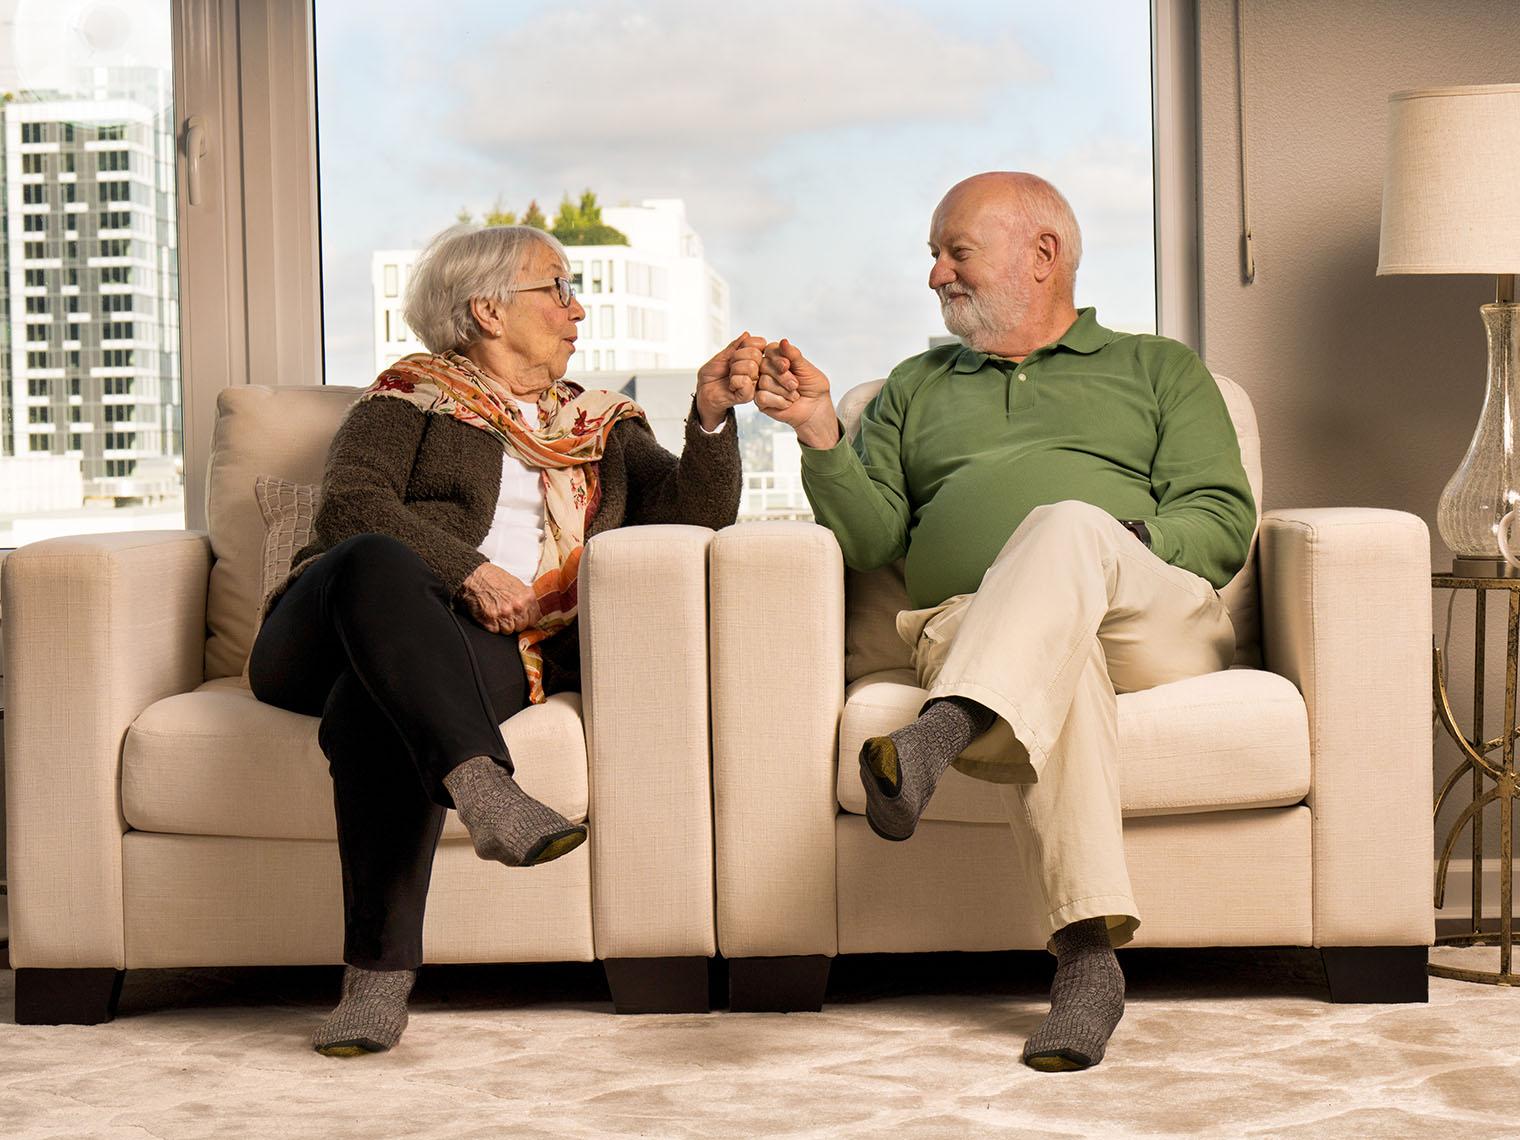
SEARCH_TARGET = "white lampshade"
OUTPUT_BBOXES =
[1378,83,1520,276]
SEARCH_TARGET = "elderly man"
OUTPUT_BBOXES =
[754,172,1254,1071]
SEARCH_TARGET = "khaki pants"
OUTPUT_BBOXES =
[898,500,1235,947]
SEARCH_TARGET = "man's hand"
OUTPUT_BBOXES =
[695,331,765,430]
[756,339,840,449]
[459,562,541,634]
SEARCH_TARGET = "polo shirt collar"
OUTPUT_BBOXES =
[951,307,1116,372]
[1056,307,1116,354]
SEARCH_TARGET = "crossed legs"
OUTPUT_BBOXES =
[860,501,1235,1068]
[249,534,584,1054]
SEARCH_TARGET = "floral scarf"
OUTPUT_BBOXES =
[360,351,644,702]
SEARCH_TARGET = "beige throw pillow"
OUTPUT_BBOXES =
[845,563,915,682]
[253,475,319,605]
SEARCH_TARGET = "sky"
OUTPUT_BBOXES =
[313,0,1157,393]
[0,0,1157,394]
[0,1,172,97]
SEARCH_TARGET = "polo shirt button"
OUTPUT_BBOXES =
[1018,373,1028,382]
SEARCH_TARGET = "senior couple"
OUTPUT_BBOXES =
[249,172,1255,1071]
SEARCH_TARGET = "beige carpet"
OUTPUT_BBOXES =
[1,946,1517,1139]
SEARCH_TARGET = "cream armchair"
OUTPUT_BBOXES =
[4,385,718,1024]
[709,375,1435,1010]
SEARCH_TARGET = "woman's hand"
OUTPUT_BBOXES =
[695,331,766,430]
[459,562,542,634]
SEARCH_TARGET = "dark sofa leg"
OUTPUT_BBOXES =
[603,956,710,1014]
[1320,947,1428,1003]
[729,955,832,1012]
[14,968,126,1025]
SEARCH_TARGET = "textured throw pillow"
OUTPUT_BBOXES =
[253,475,318,605]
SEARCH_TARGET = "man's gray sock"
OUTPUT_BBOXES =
[313,966,415,1056]
[1022,917,1126,1072]
[858,696,997,841]
[443,755,587,867]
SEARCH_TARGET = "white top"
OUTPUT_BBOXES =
[477,399,546,585]
[476,400,729,584]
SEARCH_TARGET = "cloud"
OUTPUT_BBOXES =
[1046,139,1156,249]
[433,0,1040,242]
[449,0,1037,160]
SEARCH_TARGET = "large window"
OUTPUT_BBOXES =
[0,0,183,545]
[315,0,1155,520]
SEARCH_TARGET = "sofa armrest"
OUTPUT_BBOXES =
[1258,508,1434,947]
[710,522,845,958]
[3,530,211,968]
[580,524,717,960]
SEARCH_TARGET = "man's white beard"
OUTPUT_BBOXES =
[939,281,1029,350]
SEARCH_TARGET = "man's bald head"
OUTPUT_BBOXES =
[927,172,1084,355]
[934,172,1083,285]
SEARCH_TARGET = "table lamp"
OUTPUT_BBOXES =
[1378,83,1520,576]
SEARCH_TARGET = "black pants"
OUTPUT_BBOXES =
[248,533,528,970]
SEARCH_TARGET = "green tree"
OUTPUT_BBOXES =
[522,199,550,230]
[456,206,473,225]
[552,189,629,246]
[553,192,582,233]
[483,196,517,227]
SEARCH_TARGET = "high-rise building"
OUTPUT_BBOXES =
[370,199,730,378]
[0,74,181,510]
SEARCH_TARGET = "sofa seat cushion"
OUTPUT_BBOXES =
[123,677,588,840]
[836,668,1309,823]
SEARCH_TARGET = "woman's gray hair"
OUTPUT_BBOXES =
[402,224,570,354]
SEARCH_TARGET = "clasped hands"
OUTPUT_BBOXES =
[696,332,839,448]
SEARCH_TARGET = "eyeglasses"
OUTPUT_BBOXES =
[517,275,576,308]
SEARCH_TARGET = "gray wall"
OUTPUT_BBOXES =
[1196,0,1520,873]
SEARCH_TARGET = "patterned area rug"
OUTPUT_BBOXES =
[1,946,1516,1139]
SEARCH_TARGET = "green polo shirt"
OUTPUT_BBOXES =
[799,308,1256,608]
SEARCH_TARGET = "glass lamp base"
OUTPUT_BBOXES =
[1437,300,1520,563]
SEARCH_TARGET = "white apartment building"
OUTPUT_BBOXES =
[371,199,730,378]
[0,78,181,507]
[739,427,810,522]
[370,248,423,372]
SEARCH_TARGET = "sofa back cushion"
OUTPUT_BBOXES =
[835,370,1264,682]
[204,385,364,679]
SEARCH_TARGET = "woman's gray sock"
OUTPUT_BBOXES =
[1022,917,1126,1072]
[858,696,997,841]
[313,966,415,1056]
[443,755,587,867]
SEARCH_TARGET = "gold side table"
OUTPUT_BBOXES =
[1432,569,1519,985]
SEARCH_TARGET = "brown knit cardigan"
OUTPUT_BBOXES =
[276,394,743,694]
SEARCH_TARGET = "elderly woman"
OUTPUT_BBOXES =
[248,224,758,1056]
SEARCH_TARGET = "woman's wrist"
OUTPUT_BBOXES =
[694,396,727,432]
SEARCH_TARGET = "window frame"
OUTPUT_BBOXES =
[1152,0,1200,350]
[171,0,322,530]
